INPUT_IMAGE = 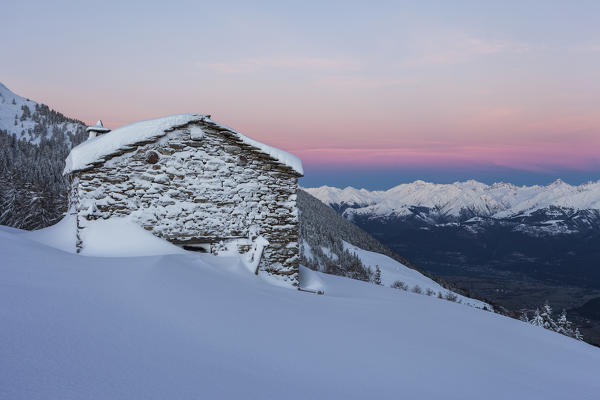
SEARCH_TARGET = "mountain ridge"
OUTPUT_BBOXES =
[0,82,87,229]
[0,82,85,145]
[304,179,600,235]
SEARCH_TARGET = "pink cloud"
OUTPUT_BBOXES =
[294,143,600,172]
[401,33,531,67]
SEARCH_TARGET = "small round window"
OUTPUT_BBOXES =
[146,151,159,164]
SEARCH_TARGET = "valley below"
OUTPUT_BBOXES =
[306,182,600,345]
[368,222,600,345]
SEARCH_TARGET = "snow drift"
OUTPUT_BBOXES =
[1,225,599,399]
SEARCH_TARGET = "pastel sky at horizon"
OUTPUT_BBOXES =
[2,0,599,189]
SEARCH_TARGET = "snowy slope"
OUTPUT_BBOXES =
[1,225,599,399]
[0,82,38,140]
[305,179,600,220]
[342,241,488,308]
[0,82,84,145]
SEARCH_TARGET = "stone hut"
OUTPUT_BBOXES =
[64,114,303,285]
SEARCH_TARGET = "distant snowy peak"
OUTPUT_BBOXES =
[0,81,85,145]
[305,185,383,207]
[304,179,600,220]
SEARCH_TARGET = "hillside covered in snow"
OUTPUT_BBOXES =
[0,82,85,145]
[2,222,599,399]
[296,189,489,307]
[0,82,87,229]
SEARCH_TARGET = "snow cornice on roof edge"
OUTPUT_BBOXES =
[63,114,303,176]
[202,117,303,176]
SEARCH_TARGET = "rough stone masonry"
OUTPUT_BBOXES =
[66,115,303,286]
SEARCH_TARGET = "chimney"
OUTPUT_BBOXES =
[86,120,111,139]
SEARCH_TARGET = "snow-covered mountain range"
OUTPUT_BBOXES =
[305,180,600,235]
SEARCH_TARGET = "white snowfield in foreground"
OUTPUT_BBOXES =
[1,226,599,399]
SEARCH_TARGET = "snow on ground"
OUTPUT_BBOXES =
[1,226,599,399]
[25,213,78,252]
[342,241,488,308]
[320,245,339,261]
[77,218,186,257]
[25,215,186,257]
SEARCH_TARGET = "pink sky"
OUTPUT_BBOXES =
[2,1,599,184]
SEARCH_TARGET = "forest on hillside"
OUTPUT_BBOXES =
[0,103,86,229]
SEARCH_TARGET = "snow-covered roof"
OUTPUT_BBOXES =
[64,114,303,175]
[87,120,110,133]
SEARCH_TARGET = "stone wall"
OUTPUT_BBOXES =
[69,120,300,285]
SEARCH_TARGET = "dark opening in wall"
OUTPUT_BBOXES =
[182,244,209,253]
[146,151,159,164]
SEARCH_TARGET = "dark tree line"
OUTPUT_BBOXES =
[297,189,467,290]
[0,104,87,230]
[298,189,374,281]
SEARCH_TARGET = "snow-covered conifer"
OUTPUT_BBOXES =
[540,302,558,331]
[556,310,573,337]
[373,266,382,285]
[530,309,544,327]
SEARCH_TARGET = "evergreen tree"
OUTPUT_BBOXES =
[530,309,544,327]
[522,303,585,342]
[539,302,558,331]
[556,310,573,337]
[373,266,382,285]
[0,104,86,230]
